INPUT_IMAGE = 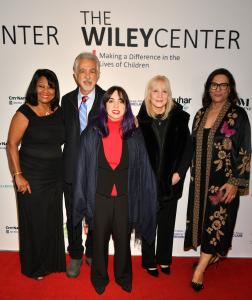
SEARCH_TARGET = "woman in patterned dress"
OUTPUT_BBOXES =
[184,68,251,291]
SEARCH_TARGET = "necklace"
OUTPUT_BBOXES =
[36,105,51,116]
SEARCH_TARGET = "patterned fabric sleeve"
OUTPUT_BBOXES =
[228,109,251,195]
[192,109,205,133]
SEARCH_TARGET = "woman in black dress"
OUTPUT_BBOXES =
[184,68,251,291]
[7,69,66,279]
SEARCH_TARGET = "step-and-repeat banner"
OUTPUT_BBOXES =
[1,0,251,257]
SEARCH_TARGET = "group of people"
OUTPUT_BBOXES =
[6,51,251,294]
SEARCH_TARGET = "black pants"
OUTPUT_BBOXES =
[142,200,178,268]
[91,194,132,290]
[64,182,93,259]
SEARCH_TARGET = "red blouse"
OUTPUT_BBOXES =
[102,118,123,196]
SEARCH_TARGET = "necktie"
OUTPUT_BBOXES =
[79,96,88,133]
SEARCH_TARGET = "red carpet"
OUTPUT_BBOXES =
[0,252,251,300]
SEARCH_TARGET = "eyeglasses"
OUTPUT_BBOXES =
[210,82,229,90]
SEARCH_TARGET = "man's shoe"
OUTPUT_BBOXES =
[85,256,92,266]
[66,258,82,278]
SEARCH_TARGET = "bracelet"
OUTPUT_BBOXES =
[13,171,22,178]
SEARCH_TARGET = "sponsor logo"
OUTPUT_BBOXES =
[0,184,14,188]
[130,99,143,107]
[173,96,192,111]
[174,230,185,238]
[249,233,252,244]
[238,98,251,111]
[233,232,243,238]
[0,141,7,149]
[9,96,25,105]
[5,225,18,234]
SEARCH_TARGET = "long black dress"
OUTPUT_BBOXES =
[17,104,66,278]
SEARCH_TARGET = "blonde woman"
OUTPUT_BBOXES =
[137,75,192,276]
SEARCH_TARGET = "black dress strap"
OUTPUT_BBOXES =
[17,104,35,120]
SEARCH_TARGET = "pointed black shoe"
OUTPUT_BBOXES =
[94,285,105,295]
[147,268,159,277]
[122,284,132,293]
[191,281,204,292]
[160,266,171,275]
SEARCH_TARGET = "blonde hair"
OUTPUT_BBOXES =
[144,75,174,119]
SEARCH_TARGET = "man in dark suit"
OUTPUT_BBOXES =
[61,52,105,278]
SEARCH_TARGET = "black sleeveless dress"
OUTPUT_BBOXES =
[17,104,66,278]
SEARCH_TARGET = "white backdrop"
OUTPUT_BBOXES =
[0,0,251,257]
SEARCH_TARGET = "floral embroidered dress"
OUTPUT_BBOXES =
[184,102,251,256]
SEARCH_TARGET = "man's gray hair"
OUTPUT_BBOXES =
[73,52,100,74]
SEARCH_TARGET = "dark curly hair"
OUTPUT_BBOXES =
[202,68,239,108]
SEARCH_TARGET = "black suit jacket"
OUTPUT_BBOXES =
[61,84,105,183]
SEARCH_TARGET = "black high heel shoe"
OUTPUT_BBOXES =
[94,285,105,295]
[160,265,171,275]
[147,268,159,277]
[191,281,204,292]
